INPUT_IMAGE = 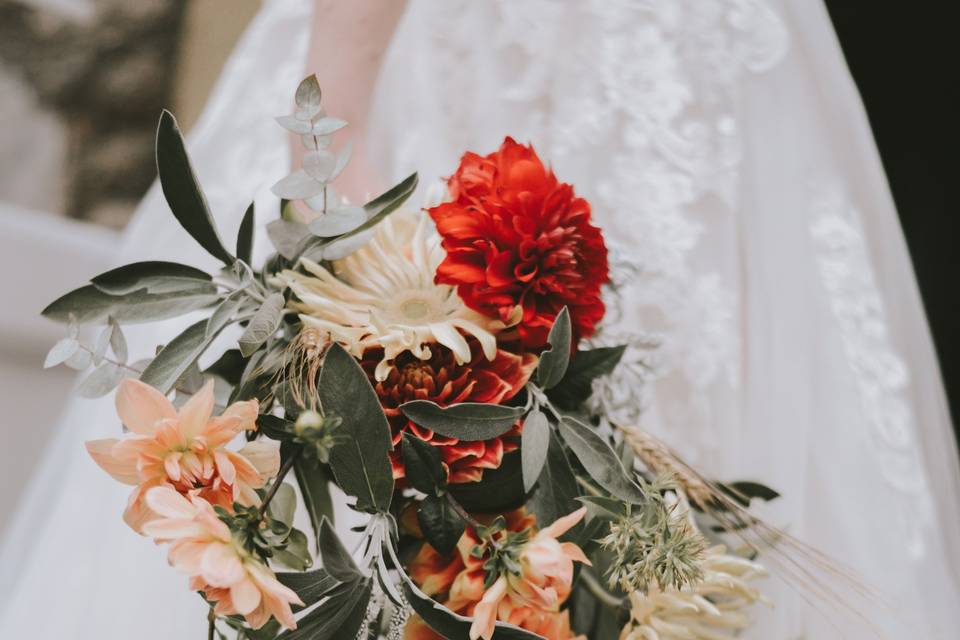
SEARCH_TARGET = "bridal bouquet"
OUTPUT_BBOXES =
[42,76,777,640]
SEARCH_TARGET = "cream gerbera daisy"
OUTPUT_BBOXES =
[275,209,514,380]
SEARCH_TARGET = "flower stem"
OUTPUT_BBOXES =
[207,608,215,640]
[580,569,624,610]
[258,448,300,519]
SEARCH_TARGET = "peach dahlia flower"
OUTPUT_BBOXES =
[143,486,303,630]
[407,508,590,640]
[86,379,278,531]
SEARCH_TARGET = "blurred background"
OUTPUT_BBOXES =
[0,0,956,537]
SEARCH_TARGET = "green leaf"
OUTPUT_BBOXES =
[417,494,465,556]
[718,481,781,507]
[400,400,524,441]
[298,173,419,259]
[294,455,334,546]
[319,343,394,513]
[156,110,235,265]
[520,408,551,493]
[401,433,447,495]
[90,261,213,295]
[276,578,371,640]
[108,317,128,363]
[258,414,295,441]
[76,362,124,398]
[527,431,581,534]
[238,293,285,357]
[272,527,313,571]
[576,496,629,521]
[42,284,219,325]
[317,517,362,582]
[236,202,255,265]
[44,338,79,368]
[548,345,627,410]
[345,173,418,241]
[294,74,322,118]
[557,417,646,504]
[267,483,297,527]
[266,219,310,260]
[449,451,526,513]
[139,319,218,394]
[277,567,340,610]
[537,307,572,389]
[206,292,245,339]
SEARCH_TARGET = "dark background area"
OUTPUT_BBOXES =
[826,1,960,437]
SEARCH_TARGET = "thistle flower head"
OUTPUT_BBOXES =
[599,478,706,593]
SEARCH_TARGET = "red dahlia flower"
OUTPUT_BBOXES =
[428,137,609,347]
[360,344,537,484]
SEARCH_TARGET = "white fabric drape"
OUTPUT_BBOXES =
[367,0,960,637]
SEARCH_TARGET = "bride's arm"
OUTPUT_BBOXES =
[294,0,408,203]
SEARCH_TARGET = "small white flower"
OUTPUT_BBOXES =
[274,210,508,380]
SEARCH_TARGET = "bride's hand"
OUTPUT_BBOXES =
[292,0,408,204]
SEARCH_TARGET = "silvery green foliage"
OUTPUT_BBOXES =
[45,316,134,398]
[272,75,353,202]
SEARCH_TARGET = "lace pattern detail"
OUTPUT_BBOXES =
[810,183,933,557]
[378,0,789,457]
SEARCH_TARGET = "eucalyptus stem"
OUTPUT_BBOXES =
[580,569,624,610]
[258,449,300,518]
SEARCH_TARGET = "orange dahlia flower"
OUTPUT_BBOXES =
[406,508,589,640]
[428,137,609,347]
[143,486,302,630]
[86,379,278,531]
[361,343,536,483]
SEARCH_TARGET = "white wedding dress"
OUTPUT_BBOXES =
[2,0,959,638]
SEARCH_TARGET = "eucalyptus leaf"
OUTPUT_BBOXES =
[537,307,572,389]
[330,140,353,181]
[275,115,312,135]
[109,317,128,363]
[156,111,235,265]
[139,319,218,394]
[520,408,551,493]
[90,261,213,295]
[271,169,324,200]
[77,362,124,398]
[400,400,524,441]
[64,348,92,370]
[557,417,646,504]
[308,206,366,238]
[548,345,627,410]
[311,117,348,136]
[294,74,322,118]
[267,219,310,260]
[319,344,394,513]
[236,203,255,265]
[42,284,219,325]
[303,150,336,182]
[44,338,79,368]
[238,293,285,357]
[315,228,374,261]
[527,431,581,534]
[93,324,111,365]
[401,432,447,495]
[272,527,312,572]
